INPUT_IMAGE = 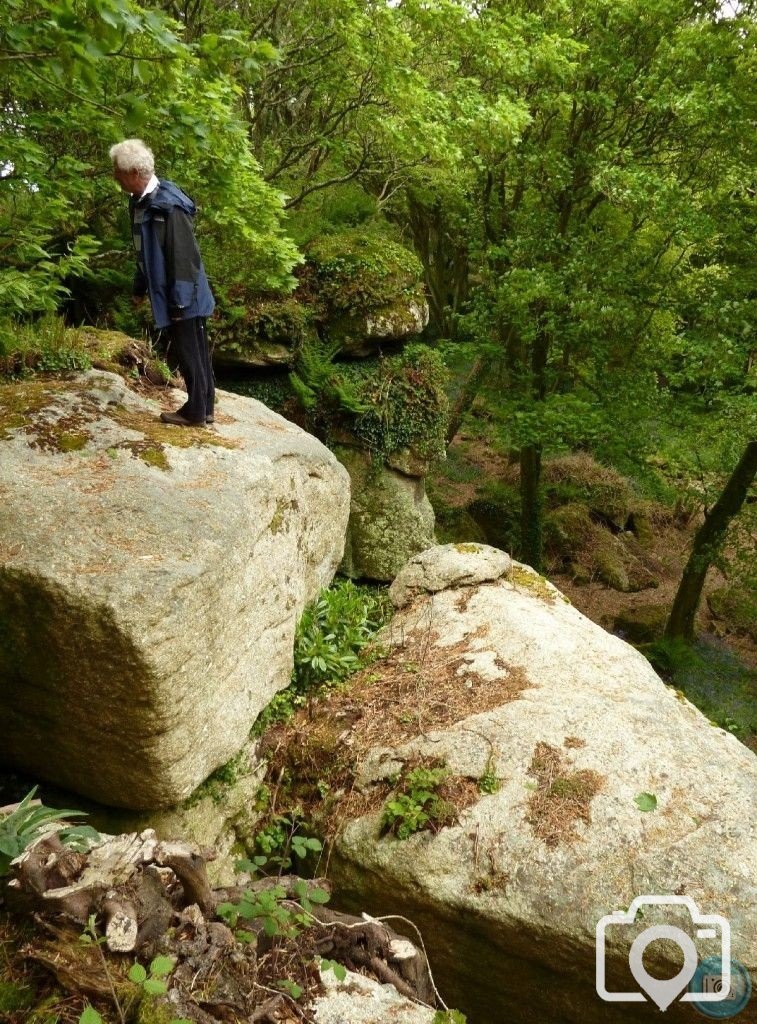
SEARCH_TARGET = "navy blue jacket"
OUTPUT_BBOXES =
[129,179,215,329]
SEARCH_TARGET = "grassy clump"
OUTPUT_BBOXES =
[0,314,90,379]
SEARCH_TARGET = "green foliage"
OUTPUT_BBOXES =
[0,980,35,1015]
[643,636,756,743]
[212,293,315,359]
[0,788,99,877]
[216,878,330,942]
[290,339,369,414]
[79,1007,104,1024]
[0,0,299,325]
[254,579,390,731]
[0,315,91,378]
[291,343,450,464]
[239,815,323,874]
[305,230,424,314]
[128,956,176,997]
[320,958,347,982]
[433,1011,468,1024]
[293,580,389,690]
[381,765,454,841]
[478,765,501,796]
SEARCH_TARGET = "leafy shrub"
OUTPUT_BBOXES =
[381,765,456,840]
[213,293,316,359]
[0,787,99,876]
[291,342,450,464]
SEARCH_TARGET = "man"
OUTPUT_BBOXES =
[110,139,216,426]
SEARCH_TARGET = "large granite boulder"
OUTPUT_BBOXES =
[0,371,349,809]
[328,545,757,1024]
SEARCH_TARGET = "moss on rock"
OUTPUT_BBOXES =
[337,444,436,581]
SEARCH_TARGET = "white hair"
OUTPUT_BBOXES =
[109,139,155,177]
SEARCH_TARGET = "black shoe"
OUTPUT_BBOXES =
[160,411,206,426]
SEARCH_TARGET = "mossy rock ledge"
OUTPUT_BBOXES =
[0,369,349,809]
[323,544,756,1024]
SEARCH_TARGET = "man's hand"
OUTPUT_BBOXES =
[131,295,146,308]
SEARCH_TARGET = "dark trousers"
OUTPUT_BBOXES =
[168,316,215,423]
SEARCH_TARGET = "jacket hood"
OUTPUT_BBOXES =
[149,179,197,216]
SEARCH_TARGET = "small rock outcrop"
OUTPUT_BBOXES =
[328,544,757,1024]
[336,443,436,581]
[0,371,350,809]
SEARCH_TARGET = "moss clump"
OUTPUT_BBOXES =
[305,230,424,315]
[213,294,317,362]
[0,980,36,1014]
[57,431,88,452]
[544,503,594,559]
[136,445,170,470]
[292,343,449,467]
[184,750,249,808]
[0,380,58,439]
[508,565,559,604]
[593,538,630,592]
[110,407,239,452]
[135,996,177,1024]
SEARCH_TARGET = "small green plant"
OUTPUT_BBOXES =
[320,957,347,981]
[433,1011,468,1024]
[0,313,91,379]
[381,765,454,840]
[253,579,390,731]
[78,918,189,1024]
[235,828,322,876]
[276,978,303,999]
[478,763,501,795]
[0,787,99,876]
[127,955,176,997]
[216,879,330,941]
[634,792,658,812]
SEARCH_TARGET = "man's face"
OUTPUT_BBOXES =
[113,166,148,195]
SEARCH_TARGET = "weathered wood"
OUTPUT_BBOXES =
[153,840,213,915]
[103,891,138,952]
[311,906,435,1005]
[134,865,174,951]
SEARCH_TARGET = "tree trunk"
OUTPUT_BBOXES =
[520,443,543,571]
[445,352,494,445]
[517,326,549,571]
[665,440,757,642]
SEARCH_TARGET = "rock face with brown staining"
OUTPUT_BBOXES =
[327,544,757,1024]
[0,370,350,809]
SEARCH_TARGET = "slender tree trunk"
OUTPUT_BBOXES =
[517,326,549,571]
[665,440,757,642]
[445,353,494,445]
[520,443,543,570]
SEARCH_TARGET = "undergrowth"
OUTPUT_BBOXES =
[0,314,90,378]
[252,578,390,733]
